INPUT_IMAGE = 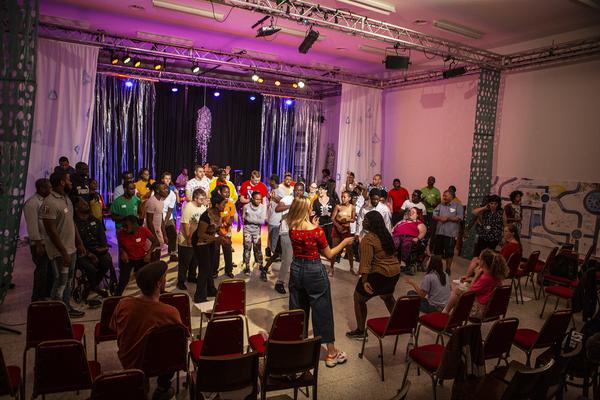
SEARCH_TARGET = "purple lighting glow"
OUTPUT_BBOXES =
[250,95,256,101]
[124,80,133,88]
[214,91,221,97]
[285,98,293,106]
[171,87,179,93]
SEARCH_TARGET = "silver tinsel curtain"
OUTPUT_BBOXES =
[90,75,156,202]
[259,96,322,183]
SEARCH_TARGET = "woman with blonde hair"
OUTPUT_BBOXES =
[287,197,354,368]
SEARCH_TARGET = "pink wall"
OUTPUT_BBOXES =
[381,75,479,198]
[317,95,341,182]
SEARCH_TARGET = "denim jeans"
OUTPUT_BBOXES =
[50,252,77,308]
[407,290,441,313]
[30,245,53,301]
[289,258,335,343]
[177,245,197,285]
[277,234,292,284]
[268,224,280,254]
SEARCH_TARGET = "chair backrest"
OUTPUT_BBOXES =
[32,339,93,397]
[269,310,305,341]
[90,369,146,400]
[139,324,188,377]
[0,348,17,397]
[482,284,512,322]
[385,296,421,335]
[534,309,572,350]
[582,243,596,266]
[201,316,245,357]
[26,301,74,349]
[437,324,483,379]
[264,337,322,378]
[447,291,476,330]
[160,293,192,332]
[506,251,523,276]
[522,251,541,274]
[541,247,559,273]
[483,318,519,360]
[501,359,555,400]
[194,352,259,398]
[97,296,123,338]
[212,279,246,317]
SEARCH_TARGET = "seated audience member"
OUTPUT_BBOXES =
[113,171,134,200]
[73,197,113,306]
[116,215,159,295]
[70,162,91,203]
[464,223,521,280]
[504,190,523,231]
[405,256,450,313]
[88,179,105,222]
[388,178,409,225]
[346,211,400,340]
[392,207,427,264]
[111,181,140,230]
[224,164,232,181]
[400,189,427,217]
[54,156,76,176]
[177,188,207,290]
[443,249,508,319]
[110,261,188,400]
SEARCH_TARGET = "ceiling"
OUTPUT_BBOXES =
[41,0,600,77]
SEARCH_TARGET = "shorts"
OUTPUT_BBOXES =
[355,272,400,298]
[432,235,456,259]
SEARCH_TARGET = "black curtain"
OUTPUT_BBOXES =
[154,84,263,181]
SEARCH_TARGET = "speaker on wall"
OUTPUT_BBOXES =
[385,55,410,70]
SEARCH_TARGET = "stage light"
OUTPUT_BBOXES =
[256,25,282,37]
[252,73,260,82]
[111,54,119,65]
[133,59,142,68]
[299,28,319,54]
[171,87,178,93]
[443,66,467,79]
[154,61,162,70]
[258,78,264,83]
[274,80,281,86]
[125,80,133,88]
[297,81,305,89]
[192,64,201,74]
[214,91,221,97]
[292,83,298,88]
[122,55,132,64]
[250,95,256,101]
[285,99,293,106]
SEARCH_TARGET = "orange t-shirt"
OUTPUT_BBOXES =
[110,296,185,369]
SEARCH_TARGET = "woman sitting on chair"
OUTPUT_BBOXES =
[392,207,427,264]
[463,223,521,280]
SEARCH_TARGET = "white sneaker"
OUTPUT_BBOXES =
[325,350,348,368]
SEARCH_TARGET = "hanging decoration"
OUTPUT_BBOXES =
[195,88,212,164]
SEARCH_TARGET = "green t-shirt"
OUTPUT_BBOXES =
[110,195,140,228]
[420,186,441,213]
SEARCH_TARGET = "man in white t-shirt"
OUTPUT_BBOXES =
[161,172,178,261]
[146,183,168,246]
[176,187,207,290]
[273,182,305,294]
[185,165,210,201]
[266,174,282,261]
[356,188,392,238]
[400,189,427,219]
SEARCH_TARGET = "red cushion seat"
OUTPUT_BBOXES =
[88,361,102,380]
[534,260,545,273]
[513,328,539,349]
[94,322,117,343]
[543,273,573,285]
[366,317,390,337]
[71,323,85,341]
[419,312,449,331]
[545,285,573,298]
[248,334,266,355]
[189,339,204,362]
[408,344,444,373]
[5,365,21,394]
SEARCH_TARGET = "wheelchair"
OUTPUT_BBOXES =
[397,237,428,275]
[71,253,117,306]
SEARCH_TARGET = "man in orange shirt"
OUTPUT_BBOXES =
[110,261,187,399]
[215,184,238,278]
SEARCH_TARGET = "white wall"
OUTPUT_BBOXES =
[495,59,600,183]
[382,75,479,198]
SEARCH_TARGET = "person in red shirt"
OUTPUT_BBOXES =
[239,170,269,205]
[388,178,409,225]
[115,215,159,295]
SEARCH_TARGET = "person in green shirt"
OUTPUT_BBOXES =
[421,176,441,246]
[110,181,141,229]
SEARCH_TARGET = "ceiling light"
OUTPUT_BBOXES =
[192,64,201,73]
[292,83,298,88]
[297,81,305,89]
[251,15,270,29]
[133,59,142,67]
[251,73,260,82]
[250,95,256,101]
[258,78,264,83]
[285,99,294,106]
[256,25,282,37]
[171,87,178,92]
[336,0,396,15]
[214,91,221,97]
[151,0,224,21]
[443,66,467,79]
[433,20,484,40]
[154,61,163,70]
[413,19,428,26]
[111,54,119,65]
[122,55,132,64]
[274,80,281,86]
[125,80,134,88]
[299,28,319,54]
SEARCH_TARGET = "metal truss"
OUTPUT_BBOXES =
[209,0,503,68]
[383,65,480,88]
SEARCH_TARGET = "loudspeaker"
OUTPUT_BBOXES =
[385,55,410,70]
[442,66,467,79]
[299,29,319,54]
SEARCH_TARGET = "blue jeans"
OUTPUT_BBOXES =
[50,252,77,309]
[407,290,442,313]
[289,259,335,343]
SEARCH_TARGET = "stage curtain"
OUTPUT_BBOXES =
[260,96,322,183]
[89,75,156,202]
[154,85,263,184]
[335,83,383,186]
[26,38,98,198]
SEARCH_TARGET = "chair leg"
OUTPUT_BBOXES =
[379,338,385,382]
[401,360,411,388]
[431,376,438,400]
[94,341,97,361]
[540,294,549,318]
[512,279,519,304]
[359,329,368,359]
[530,275,538,300]
[415,324,421,348]
[313,382,318,400]
[176,371,180,394]
[294,387,298,400]
[526,351,532,368]
[21,351,26,400]
[518,279,524,304]
[393,335,399,355]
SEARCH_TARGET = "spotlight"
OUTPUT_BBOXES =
[256,25,282,37]
[214,91,221,97]
[124,80,133,88]
[133,59,142,68]
[297,81,305,89]
[111,54,119,65]
[251,74,260,82]
[171,87,178,93]
[274,80,281,86]
[299,28,319,54]
[285,99,294,106]
[292,83,298,88]
[154,61,162,70]
[443,66,467,79]
[258,78,264,83]
[250,95,256,101]
[192,64,201,74]
[122,55,132,64]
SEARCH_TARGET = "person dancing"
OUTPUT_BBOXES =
[331,191,356,275]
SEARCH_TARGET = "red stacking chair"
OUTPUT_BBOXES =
[580,243,596,266]
[513,251,541,302]
[540,284,575,320]
[506,251,523,303]
[90,369,146,400]
[469,284,512,324]
[22,301,86,397]
[160,292,192,333]
[139,324,189,393]
[513,309,571,367]
[190,315,245,365]
[0,348,22,399]
[543,249,579,288]
[482,317,519,367]
[249,310,305,356]
[200,279,246,335]
[32,339,101,399]
[417,290,476,346]
[94,296,123,361]
[190,352,259,400]
[533,247,558,298]
[358,296,420,381]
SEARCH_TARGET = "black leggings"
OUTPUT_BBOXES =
[193,243,217,302]
[116,259,146,296]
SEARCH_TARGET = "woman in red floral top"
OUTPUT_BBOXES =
[287,197,354,368]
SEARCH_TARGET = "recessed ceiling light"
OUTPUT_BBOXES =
[413,19,428,25]
[129,4,146,11]
[336,47,349,51]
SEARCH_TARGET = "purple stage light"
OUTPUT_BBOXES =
[285,98,293,106]
[124,80,133,88]
[171,87,179,93]
[250,95,256,101]
[214,91,221,97]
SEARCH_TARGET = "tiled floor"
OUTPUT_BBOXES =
[0,228,582,399]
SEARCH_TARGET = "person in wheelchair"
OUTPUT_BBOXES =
[392,207,427,273]
[73,197,114,307]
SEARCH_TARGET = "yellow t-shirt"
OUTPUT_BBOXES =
[135,179,155,199]
[208,179,238,202]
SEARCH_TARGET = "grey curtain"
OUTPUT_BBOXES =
[260,96,322,183]
[90,75,156,201]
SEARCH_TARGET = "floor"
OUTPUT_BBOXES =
[0,223,583,399]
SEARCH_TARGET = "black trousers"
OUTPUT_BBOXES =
[77,252,113,289]
[194,243,217,302]
[391,210,405,226]
[165,222,177,254]
[177,246,197,284]
[30,245,53,301]
[116,259,146,296]
[220,242,233,274]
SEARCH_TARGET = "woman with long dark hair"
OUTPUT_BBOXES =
[313,183,337,275]
[346,211,401,340]
[405,255,450,313]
